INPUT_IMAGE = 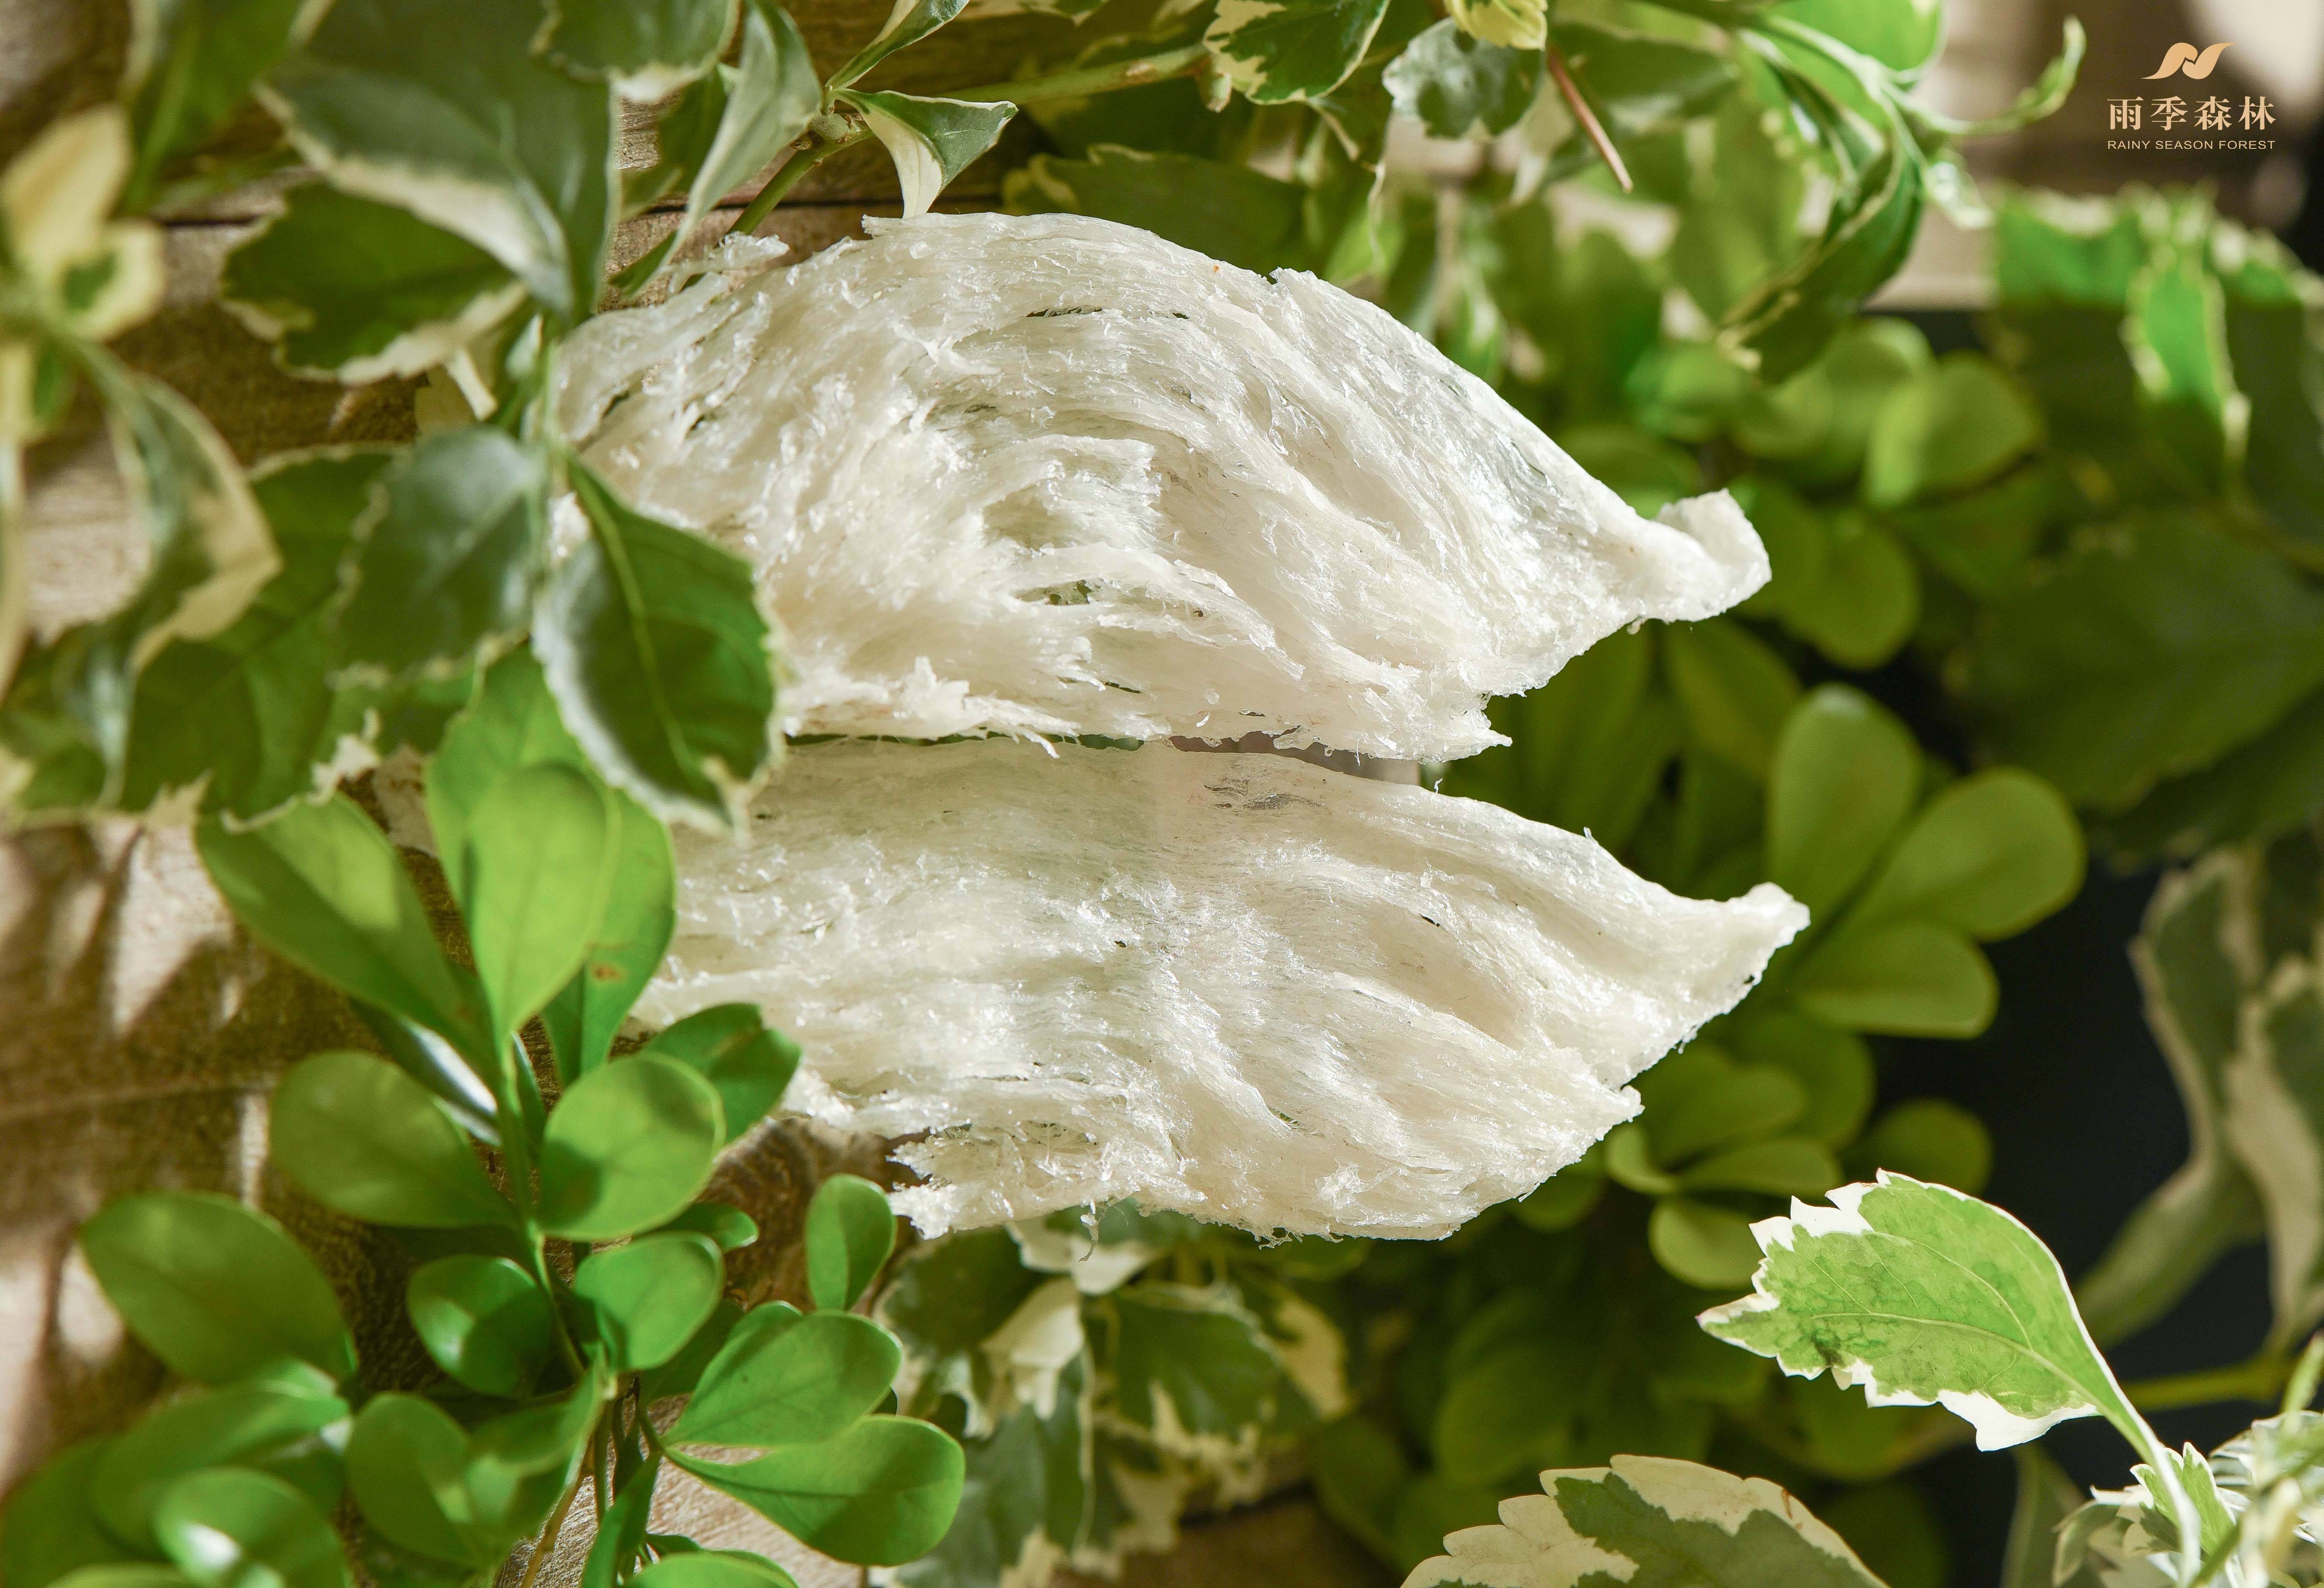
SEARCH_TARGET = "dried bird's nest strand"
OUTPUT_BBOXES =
[558,212,1768,762]
[636,740,1806,1239]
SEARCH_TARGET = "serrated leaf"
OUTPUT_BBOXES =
[1700,1174,2151,1452]
[1965,513,2324,809]
[1108,1285,1284,1448]
[337,425,545,682]
[673,1418,964,1566]
[547,0,736,99]
[79,1193,354,1386]
[535,463,774,830]
[221,185,522,382]
[120,449,392,821]
[269,1050,513,1228]
[1205,0,1392,104]
[1404,1455,1883,1588]
[840,91,1016,219]
[261,0,616,317]
[671,1306,901,1446]
[2076,850,2267,1344]
[197,793,486,1053]
[1381,20,1539,139]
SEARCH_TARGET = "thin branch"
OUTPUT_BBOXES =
[1545,42,1632,193]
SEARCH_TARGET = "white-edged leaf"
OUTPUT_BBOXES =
[1700,1174,2149,1453]
[221,184,524,382]
[639,737,1804,1239]
[828,0,969,89]
[1205,0,1393,105]
[665,0,818,264]
[838,91,1016,218]
[1402,1455,1882,1588]
[2076,850,2266,1345]
[2224,960,2324,1346]
[259,0,617,317]
[1382,20,1542,140]
[546,0,737,100]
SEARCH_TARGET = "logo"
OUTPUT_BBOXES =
[2145,41,2234,79]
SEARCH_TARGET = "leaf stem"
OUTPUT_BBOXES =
[2124,1352,2294,1412]
[734,130,868,236]
[946,43,1209,106]
[517,1452,591,1588]
[1544,43,1632,194]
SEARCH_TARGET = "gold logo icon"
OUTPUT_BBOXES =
[2145,41,2235,78]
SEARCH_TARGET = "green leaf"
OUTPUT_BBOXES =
[197,794,484,1053]
[837,91,1016,219]
[1862,354,2043,509]
[1444,0,1539,50]
[1635,1044,1807,1163]
[1848,768,2083,941]
[671,1306,901,1446]
[828,0,969,89]
[121,0,307,207]
[1380,19,1537,139]
[639,1005,799,1145]
[807,1174,898,1312]
[261,0,616,317]
[1849,1099,1992,1193]
[2076,850,2267,1344]
[452,761,619,1037]
[1662,618,1799,782]
[1700,1174,2155,1452]
[270,1051,512,1228]
[1770,0,1941,74]
[630,1556,798,1588]
[892,1348,1090,1588]
[1790,918,1998,1037]
[537,463,775,830]
[573,1232,724,1372]
[544,792,675,1082]
[673,1417,964,1565]
[659,1201,761,1252]
[1649,1197,1765,1289]
[546,0,735,98]
[1765,685,1918,917]
[583,1461,663,1588]
[1006,147,1311,275]
[407,1256,558,1397]
[2103,689,2324,863]
[152,1469,346,1588]
[337,425,546,682]
[1726,1011,1874,1149]
[664,0,817,270]
[1308,1415,1410,1565]
[2224,963,2324,1343]
[1404,1455,1883,1588]
[2,1440,136,1588]
[2127,225,2237,494]
[640,1299,744,1405]
[1727,142,1923,384]
[221,185,522,382]
[97,1382,350,1551]
[1778,520,1918,670]
[1964,514,2324,809]
[1205,0,1391,104]
[344,1395,505,1567]
[2225,255,2324,564]
[120,449,392,822]
[1552,24,1736,140]
[79,1193,354,1385]
[1681,1137,1840,1197]
[2004,1444,2092,1588]
[538,1055,724,1240]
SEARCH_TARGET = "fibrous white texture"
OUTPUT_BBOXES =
[557,211,1770,760]
[637,739,1806,1237]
